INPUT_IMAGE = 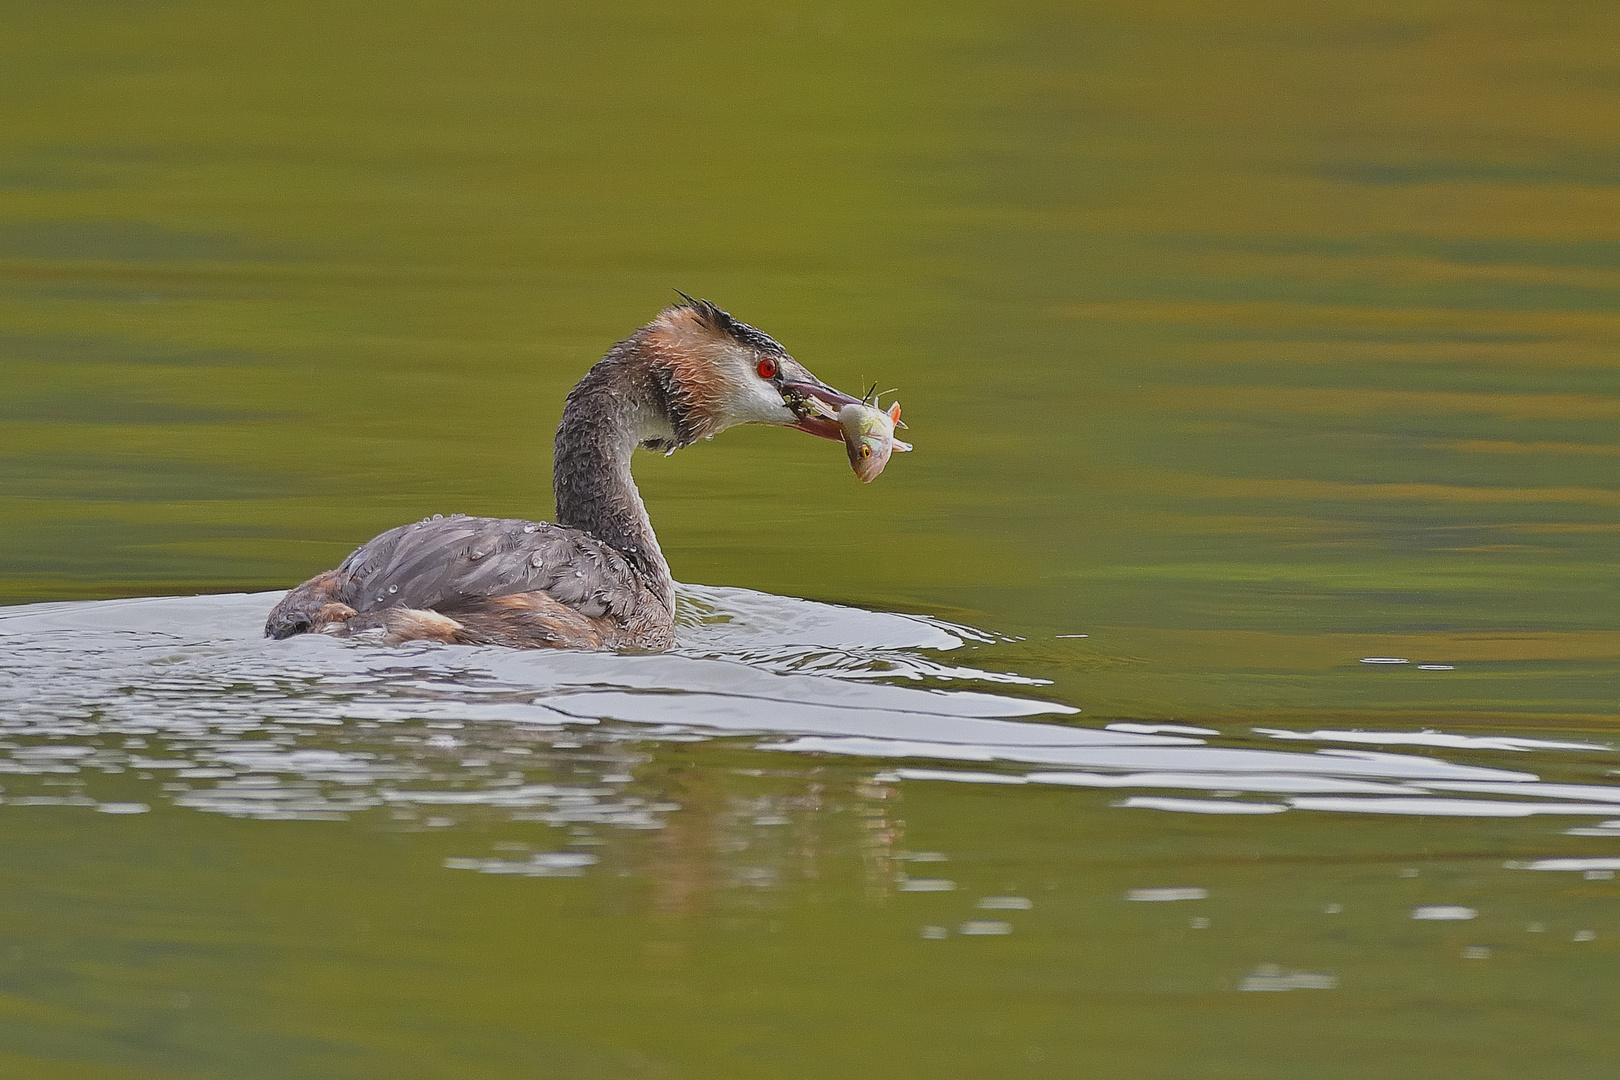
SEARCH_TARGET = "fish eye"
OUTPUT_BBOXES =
[756,357,778,379]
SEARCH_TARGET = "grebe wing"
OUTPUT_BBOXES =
[336,516,646,622]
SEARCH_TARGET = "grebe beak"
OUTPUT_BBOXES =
[780,376,863,441]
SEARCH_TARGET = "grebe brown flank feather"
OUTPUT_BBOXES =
[265,299,865,650]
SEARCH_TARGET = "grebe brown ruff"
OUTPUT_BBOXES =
[264,298,868,650]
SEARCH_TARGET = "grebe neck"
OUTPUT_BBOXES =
[552,346,676,611]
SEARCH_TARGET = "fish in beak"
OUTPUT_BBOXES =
[780,375,865,440]
[776,364,912,481]
[838,399,911,482]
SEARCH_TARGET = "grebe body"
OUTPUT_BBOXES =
[265,299,863,650]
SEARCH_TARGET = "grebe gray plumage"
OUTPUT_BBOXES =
[264,297,865,650]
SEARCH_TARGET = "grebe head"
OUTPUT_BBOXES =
[640,295,863,448]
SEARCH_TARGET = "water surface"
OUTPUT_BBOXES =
[1,1,1618,1076]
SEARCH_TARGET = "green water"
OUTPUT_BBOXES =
[2,1,1618,1076]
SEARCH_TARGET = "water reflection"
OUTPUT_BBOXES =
[6,590,1620,838]
[1,588,1618,1075]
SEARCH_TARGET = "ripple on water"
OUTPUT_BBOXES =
[0,588,1076,838]
[1239,966,1337,992]
[3,589,1620,857]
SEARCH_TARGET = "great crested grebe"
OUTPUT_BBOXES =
[265,297,867,650]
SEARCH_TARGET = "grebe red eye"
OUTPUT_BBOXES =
[757,357,777,379]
